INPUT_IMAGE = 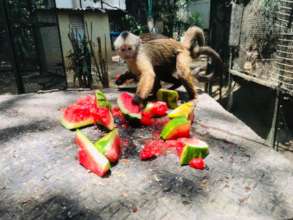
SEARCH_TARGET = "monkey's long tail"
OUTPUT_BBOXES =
[192,46,224,80]
[181,26,205,53]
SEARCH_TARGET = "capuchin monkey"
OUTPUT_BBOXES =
[113,26,206,104]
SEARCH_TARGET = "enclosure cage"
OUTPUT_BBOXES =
[228,0,293,149]
[229,0,293,96]
[0,0,66,94]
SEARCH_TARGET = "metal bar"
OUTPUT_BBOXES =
[276,49,293,55]
[275,60,293,68]
[26,0,45,75]
[273,66,293,76]
[229,69,278,89]
[280,5,292,10]
[267,89,280,150]
[54,0,67,89]
[2,0,25,93]
[275,54,293,61]
[280,0,293,3]
[227,48,234,111]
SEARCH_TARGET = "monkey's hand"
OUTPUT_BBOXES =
[132,95,143,105]
[115,71,138,86]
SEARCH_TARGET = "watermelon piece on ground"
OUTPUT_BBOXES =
[91,107,115,130]
[178,137,209,165]
[139,140,166,160]
[95,129,121,163]
[156,89,179,109]
[168,101,194,119]
[60,96,97,130]
[140,111,155,126]
[75,130,110,176]
[117,92,141,120]
[60,95,114,130]
[189,158,205,170]
[95,90,111,109]
[144,101,168,117]
[160,117,191,140]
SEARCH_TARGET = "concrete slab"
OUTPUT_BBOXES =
[0,89,292,220]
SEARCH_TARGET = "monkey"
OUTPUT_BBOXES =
[114,27,224,99]
[114,26,205,105]
[114,26,209,104]
[115,29,205,87]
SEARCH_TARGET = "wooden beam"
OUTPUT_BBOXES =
[229,69,278,89]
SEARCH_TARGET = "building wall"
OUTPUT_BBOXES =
[57,12,112,73]
[56,0,74,9]
[58,13,73,68]
[83,13,112,62]
[56,0,126,10]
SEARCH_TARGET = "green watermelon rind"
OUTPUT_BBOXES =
[60,117,94,130]
[160,117,190,140]
[179,140,209,165]
[94,129,118,153]
[156,89,179,109]
[95,90,111,109]
[76,130,111,172]
[117,93,142,120]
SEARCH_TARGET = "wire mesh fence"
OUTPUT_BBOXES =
[229,0,293,96]
[272,0,293,94]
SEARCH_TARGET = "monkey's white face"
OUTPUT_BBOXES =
[114,32,141,60]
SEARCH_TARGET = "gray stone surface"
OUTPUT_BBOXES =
[0,89,293,220]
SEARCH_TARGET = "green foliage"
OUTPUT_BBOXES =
[259,0,278,17]
[187,12,203,27]
[121,15,147,35]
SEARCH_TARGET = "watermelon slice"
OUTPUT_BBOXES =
[95,90,111,109]
[95,129,121,163]
[60,95,114,130]
[144,101,168,117]
[160,117,191,140]
[168,101,194,119]
[117,92,141,120]
[91,107,115,130]
[178,138,209,165]
[156,89,179,109]
[75,130,110,176]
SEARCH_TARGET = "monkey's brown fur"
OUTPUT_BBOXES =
[114,26,207,102]
[140,33,169,43]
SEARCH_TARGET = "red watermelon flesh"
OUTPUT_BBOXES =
[144,101,168,117]
[139,140,166,160]
[117,92,141,119]
[189,158,205,170]
[111,106,126,125]
[139,139,186,160]
[60,95,114,130]
[75,130,110,177]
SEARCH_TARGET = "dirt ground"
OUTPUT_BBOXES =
[1,90,293,219]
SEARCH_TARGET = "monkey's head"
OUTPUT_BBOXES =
[114,31,141,60]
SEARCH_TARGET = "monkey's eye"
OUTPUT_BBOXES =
[121,48,126,52]
[128,47,132,51]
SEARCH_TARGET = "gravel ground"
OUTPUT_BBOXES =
[0,89,293,220]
